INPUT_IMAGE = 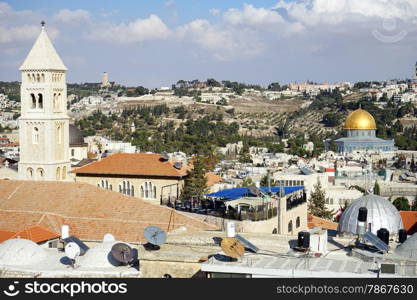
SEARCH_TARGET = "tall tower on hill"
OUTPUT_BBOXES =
[18,22,70,181]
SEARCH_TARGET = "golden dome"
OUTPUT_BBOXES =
[344,109,377,130]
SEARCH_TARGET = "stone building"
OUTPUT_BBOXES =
[72,153,187,204]
[333,108,396,153]
[17,24,70,181]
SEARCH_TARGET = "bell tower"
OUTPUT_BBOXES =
[18,22,70,181]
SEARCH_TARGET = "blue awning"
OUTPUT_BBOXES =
[206,186,304,200]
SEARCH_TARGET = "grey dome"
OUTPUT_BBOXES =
[0,238,46,266]
[395,233,417,260]
[69,124,85,146]
[338,194,403,235]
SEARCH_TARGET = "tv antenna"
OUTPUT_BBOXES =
[220,237,245,259]
[111,243,137,266]
[144,226,167,250]
[65,242,80,268]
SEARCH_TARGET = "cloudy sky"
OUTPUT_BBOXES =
[1,0,417,88]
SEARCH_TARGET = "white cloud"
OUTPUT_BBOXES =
[86,14,170,43]
[209,8,221,17]
[224,4,284,26]
[54,9,90,23]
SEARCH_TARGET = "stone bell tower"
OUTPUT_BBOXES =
[18,22,70,181]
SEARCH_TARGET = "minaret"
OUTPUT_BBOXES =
[414,61,417,81]
[18,22,70,181]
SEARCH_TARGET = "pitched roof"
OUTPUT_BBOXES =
[205,172,223,187]
[71,153,187,177]
[0,230,15,243]
[399,211,417,235]
[0,180,216,243]
[11,225,60,243]
[19,28,67,71]
[307,213,338,230]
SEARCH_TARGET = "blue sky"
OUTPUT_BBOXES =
[1,0,417,88]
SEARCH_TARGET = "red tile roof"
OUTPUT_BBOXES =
[72,153,187,177]
[205,172,223,187]
[11,225,60,243]
[399,211,417,235]
[307,213,338,230]
[0,230,15,243]
[0,180,216,243]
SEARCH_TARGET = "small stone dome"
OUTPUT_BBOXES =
[338,194,403,235]
[0,238,47,266]
[69,124,85,146]
[395,233,417,260]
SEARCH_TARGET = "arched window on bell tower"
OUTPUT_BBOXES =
[30,93,36,109]
[33,127,39,144]
[38,93,43,109]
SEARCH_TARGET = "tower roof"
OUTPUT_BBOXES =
[19,27,67,71]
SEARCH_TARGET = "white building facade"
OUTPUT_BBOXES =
[18,24,71,181]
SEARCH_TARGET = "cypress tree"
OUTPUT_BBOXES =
[308,179,334,220]
[181,155,208,201]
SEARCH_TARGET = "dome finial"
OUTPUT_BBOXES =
[41,21,45,29]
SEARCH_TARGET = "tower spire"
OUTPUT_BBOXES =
[41,20,45,29]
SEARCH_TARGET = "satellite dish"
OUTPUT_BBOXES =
[65,242,81,259]
[103,233,115,242]
[161,152,169,161]
[144,226,167,246]
[111,243,135,265]
[173,162,182,170]
[220,238,245,259]
[65,242,81,268]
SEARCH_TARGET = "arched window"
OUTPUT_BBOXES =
[98,179,111,190]
[38,93,43,109]
[30,93,36,109]
[71,149,75,157]
[33,127,39,144]
[118,180,134,196]
[288,220,293,233]
[56,125,62,144]
[56,167,61,180]
[36,73,40,82]
[57,93,61,110]
[37,168,45,180]
[27,168,34,179]
[53,93,57,110]
[296,217,300,228]
[141,181,156,199]
[62,166,66,180]
[41,73,45,82]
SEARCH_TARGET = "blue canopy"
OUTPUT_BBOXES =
[206,186,304,201]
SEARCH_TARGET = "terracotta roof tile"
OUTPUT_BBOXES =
[10,225,59,243]
[0,180,216,243]
[71,153,187,177]
[307,213,338,230]
[399,211,417,235]
[0,230,15,243]
[205,172,223,187]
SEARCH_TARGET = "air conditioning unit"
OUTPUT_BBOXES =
[309,227,328,254]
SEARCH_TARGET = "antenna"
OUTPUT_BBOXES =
[220,237,245,259]
[144,226,167,250]
[65,242,80,268]
[111,243,136,266]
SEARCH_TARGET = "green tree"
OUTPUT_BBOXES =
[411,195,417,211]
[181,156,208,201]
[392,197,410,211]
[308,179,334,220]
[373,180,381,195]
[238,177,254,188]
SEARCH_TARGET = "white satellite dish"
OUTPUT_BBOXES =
[103,233,115,242]
[65,242,81,259]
